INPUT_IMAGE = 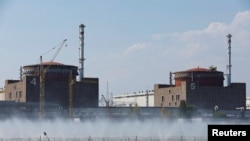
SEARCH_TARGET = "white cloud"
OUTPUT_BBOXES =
[90,10,250,96]
[151,34,165,40]
[153,10,250,59]
[147,11,250,95]
[231,10,250,29]
[204,22,227,33]
[123,42,151,55]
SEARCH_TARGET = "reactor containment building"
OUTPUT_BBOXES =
[3,24,99,113]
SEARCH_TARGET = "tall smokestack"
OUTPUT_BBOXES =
[226,33,232,86]
[79,24,85,81]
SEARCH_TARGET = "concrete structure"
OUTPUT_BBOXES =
[154,67,246,110]
[3,24,99,110]
[246,97,250,110]
[0,88,4,100]
[113,90,154,107]
[4,61,99,109]
[79,24,85,81]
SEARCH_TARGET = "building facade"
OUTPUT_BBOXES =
[0,88,4,100]
[246,97,250,110]
[113,90,154,107]
[4,62,99,109]
[154,67,246,110]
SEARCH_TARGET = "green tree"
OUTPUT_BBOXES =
[213,111,227,118]
[178,100,187,118]
[178,100,196,118]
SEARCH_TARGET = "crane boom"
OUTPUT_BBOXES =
[50,39,67,62]
[101,94,109,108]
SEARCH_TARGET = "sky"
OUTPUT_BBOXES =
[1,0,250,99]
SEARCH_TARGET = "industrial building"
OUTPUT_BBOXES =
[2,24,99,117]
[113,90,154,107]
[246,97,250,110]
[0,25,248,120]
[113,34,247,110]
[4,62,98,108]
[154,66,246,110]
[0,88,4,101]
[112,66,246,110]
[154,34,246,110]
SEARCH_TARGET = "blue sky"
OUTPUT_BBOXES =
[1,0,250,98]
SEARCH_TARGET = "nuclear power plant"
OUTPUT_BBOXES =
[0,26,248,120]
[153,34,245,110]
[1,24,98,118]
[113,34,246,111]
[154,66,246,110]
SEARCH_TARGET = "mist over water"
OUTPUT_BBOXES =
[0,117,212,138]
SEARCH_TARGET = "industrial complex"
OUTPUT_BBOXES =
[113,66,246,110]
[1,24,98,118]
[0,25,249,120]
[113,34,246,111]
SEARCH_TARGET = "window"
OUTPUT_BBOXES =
[172,95,174,101]
[176,95,180,101]
[161,96,165,102]
[9,92,12,99]
[19,91,22,98]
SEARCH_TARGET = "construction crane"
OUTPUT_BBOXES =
[101,94,112,118]
[101,94,110,108]
[50,39,67,62]
[39,39,67,118]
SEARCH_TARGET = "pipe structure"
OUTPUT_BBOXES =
[79,24,85,81]
[226,34,232,86]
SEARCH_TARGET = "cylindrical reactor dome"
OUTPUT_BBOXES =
[174,67,224,87]
[22,62,78,80]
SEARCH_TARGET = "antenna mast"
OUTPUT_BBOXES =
[226,34,232,86]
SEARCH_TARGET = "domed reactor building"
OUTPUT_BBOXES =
[154,35,246,110]
[154,66,246,110]
[3,24,99,117]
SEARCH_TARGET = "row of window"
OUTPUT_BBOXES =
[161,94,180,102]
[8,91,22,99]
[161,101,178,106]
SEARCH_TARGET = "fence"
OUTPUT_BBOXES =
[0,136,207,141]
